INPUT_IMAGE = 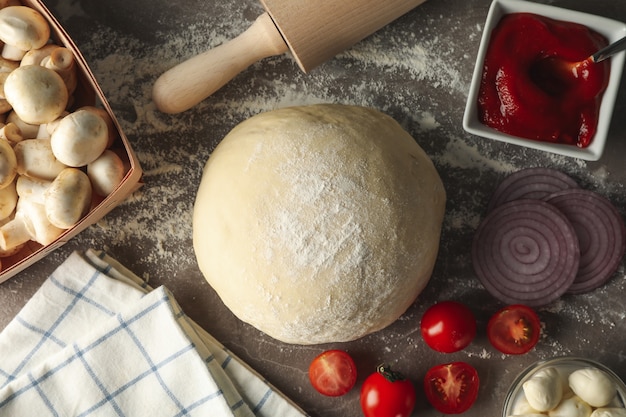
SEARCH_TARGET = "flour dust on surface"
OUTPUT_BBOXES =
[47,0,626,363]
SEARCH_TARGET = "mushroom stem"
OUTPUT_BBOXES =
[0,196,65,250]
[15,175,50,204]
[1,44,25,61]
[42,47,77,94]
[14,138,67,181]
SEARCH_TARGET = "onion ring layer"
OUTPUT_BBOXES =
[543,189,626,294]
[472,199,580,306]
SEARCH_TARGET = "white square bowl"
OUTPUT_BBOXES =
[462,0,626,161]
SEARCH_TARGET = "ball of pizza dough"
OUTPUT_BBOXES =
[193,104,446,344]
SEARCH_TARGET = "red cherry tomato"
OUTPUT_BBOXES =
[308,349,357,396]
[424,361,480,414]
[420,300,477,353]
[487,304,541,355]
[360,364,416,417]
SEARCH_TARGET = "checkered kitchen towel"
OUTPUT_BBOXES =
[0,249,308,417]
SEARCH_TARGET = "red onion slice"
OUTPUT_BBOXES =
[543,189,626,294]
[472,199,580,306]
[487,167,579,212]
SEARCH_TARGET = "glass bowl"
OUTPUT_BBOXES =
[503,357,626,417]
[463,0,626,161]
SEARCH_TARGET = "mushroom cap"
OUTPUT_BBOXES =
[0,137,17,189]
[4,65,69,125]
[87,150,126,196]
[78,106,117,148]
[0,6,50,52]
[50,109,108,167]
[44,167,92,229]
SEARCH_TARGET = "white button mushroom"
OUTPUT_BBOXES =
[590,408,626,417]
[4,65,68,125]
[14,138,67,181]
[0,197,64,249]
[523,367,564,412]
[0,6,50,61]
[21,45,78,95]
[87,149,126,197]
[50,109,109,167]
[548,395,593,417]
[44,167,92,229]
[569,368,617,408]
[16,169,93,230]
[0,137,16,189]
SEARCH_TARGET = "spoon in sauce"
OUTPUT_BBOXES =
[529,35,626,96]
[590,35,626,63]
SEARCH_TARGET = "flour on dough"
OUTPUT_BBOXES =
[193,104,446,344]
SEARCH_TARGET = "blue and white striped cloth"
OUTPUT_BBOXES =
[0,249,308,417]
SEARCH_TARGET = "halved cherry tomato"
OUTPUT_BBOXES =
[487,304,541,355]
[424,361,479,414]
[360,364,416,417]
[420,300,477,353]
[308,349,357,396]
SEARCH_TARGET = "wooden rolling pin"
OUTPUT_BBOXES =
[152,0,427,114]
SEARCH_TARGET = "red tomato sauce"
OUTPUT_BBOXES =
[477,13,610,148]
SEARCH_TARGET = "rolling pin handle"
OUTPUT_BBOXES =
[152,12,288,114]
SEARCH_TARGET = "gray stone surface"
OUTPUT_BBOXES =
[2,0,626,416]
